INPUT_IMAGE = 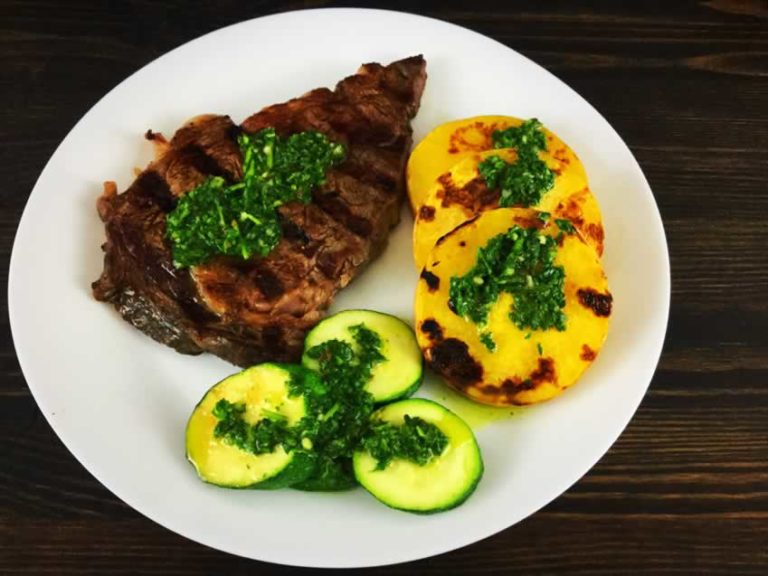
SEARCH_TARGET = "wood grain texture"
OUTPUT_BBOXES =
[1,1,766,574]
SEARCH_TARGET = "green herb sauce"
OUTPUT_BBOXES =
[479,331,496,352]
[477,119,555,208]
[166,128,345,267]
[302,324,385,460]
[292,324,389,489]
[212,398,295,455]
[449,224,567,335]
[361,415,448,470]
[211,366,320,455]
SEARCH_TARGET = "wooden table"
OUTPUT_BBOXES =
[2,2,766,573]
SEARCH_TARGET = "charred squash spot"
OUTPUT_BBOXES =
[435,214,481,247]
[436,173,498,212]
[577,288,613,317]
[420,269,440,291]
[529,357,556,385]
[512,212,545,230]
[459,241,466,247]
[553,146,570,166]
[501,377,535,395]
[478,378,537,405]
[418,205,436,221]
[555,193,586,229]
[474,363,553,405]
[428,337,483,388]
[581,344,597,361]
[585,223,605,255]
[419,318,443,342]
[447,121,497,154]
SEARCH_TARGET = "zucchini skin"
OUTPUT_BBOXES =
[362,458,484,514]
[244,452,317,490]
[373,374,422,405]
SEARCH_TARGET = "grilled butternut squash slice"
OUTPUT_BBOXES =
[407,115,587,209]
[414,208,611,406]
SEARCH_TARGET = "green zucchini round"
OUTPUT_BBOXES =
[353,398,484,513]
[185,363,317,489]
[302,309,423,403]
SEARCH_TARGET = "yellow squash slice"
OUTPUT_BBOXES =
[414,208,611,406]
[407,115,587,210]
[412,147,604,268]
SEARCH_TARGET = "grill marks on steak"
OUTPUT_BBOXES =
[153,114,242,196]
[93,56,427,366]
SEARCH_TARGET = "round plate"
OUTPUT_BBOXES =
[8,8,669,568]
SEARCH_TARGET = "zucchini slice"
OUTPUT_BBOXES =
[302,309,423,403]
[353,398,484,513]
[185,363,317,489]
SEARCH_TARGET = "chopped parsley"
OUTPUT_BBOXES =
[477,119,555,208]
[449,224,567,334]
[480,331,496,352]
[361,415,448,470]
[492,118,549,150]
[166,128,345,267]
[290,323,386,488]
[211,366,321,455]
[302,324,385,460]
[555,218,576,234]
[212,398,296,455]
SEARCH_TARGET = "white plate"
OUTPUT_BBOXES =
[9,8,669,568]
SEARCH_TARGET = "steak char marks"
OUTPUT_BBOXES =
[93,56,427,366]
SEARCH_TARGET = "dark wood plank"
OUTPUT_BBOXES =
[1,0,766,574]
[3,515,766,575]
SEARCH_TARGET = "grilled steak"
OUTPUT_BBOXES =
[92,56,427,366]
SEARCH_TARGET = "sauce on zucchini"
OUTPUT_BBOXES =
[302,324,385,460]
[361,415,448,470]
